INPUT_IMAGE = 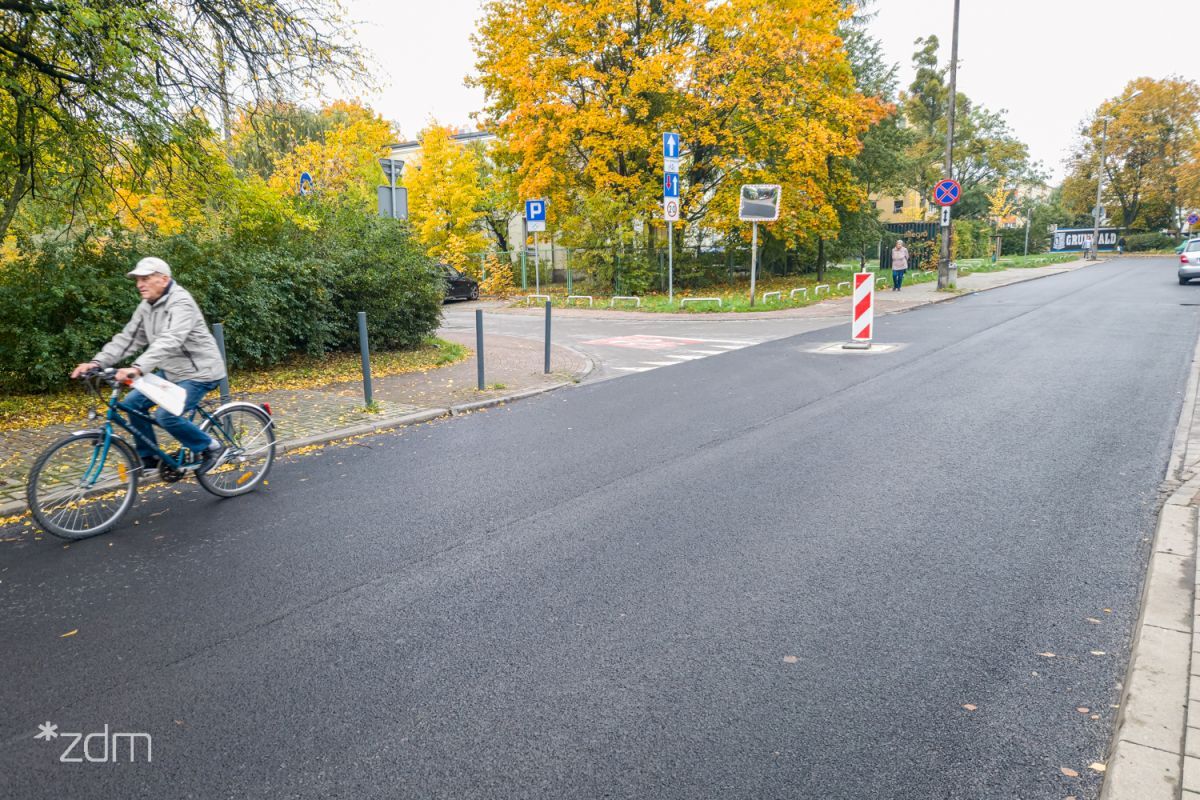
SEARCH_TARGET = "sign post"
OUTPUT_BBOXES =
[525,199,547,294]
[663,133,681,302]
[934,178,961,282]
[738,185,782,307]
[376,159,408,220]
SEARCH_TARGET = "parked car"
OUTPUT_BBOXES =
[441,264,479,301]
[1178,239,1200,284]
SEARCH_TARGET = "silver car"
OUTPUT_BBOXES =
[1179,239,1200,284]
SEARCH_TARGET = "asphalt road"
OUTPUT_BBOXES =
[1,258,1195,799]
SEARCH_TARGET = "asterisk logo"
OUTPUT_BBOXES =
[34,721,58,741]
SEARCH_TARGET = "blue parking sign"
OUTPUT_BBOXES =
[525,199,547,232]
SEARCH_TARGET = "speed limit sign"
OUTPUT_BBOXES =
[664,198,680,222]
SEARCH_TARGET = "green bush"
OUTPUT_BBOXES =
[1124,232,1176,252]
[0,213,444,393]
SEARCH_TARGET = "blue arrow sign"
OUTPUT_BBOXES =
[663,173,679,199]
[299,171,314,195]
[663,132,680,159]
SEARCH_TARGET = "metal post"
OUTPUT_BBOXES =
[938,0,961,289]
[476,308,485,390]
[668,220,674,302]
[749,221,758,307]
[521,219,528,290]
[534,232,540,294]
[390,170,398,221]
[357,311,373,407]
[1091,117,1108,261]
[211,322,231,404]
[544,300,551,374]
[1024,202,1032,256]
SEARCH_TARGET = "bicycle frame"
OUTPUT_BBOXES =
[86,381,230,477]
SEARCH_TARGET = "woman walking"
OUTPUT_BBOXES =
[891,240,909,291]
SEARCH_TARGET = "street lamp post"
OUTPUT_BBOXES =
[1089,89,1142,259]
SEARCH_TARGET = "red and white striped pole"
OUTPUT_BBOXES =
[843,271,874,350]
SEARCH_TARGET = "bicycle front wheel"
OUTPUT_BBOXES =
[27,432,139,539]
[197,403,276,497]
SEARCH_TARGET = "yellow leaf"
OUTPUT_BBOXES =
[60,629,78,638]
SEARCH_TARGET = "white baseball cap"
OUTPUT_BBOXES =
[127,256,172,278]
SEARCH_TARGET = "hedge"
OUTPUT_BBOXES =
[0,211,444,393]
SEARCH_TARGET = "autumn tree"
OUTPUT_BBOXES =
[1062,77,1200,233]
[0,0,363,242]
[901,36,1036,219]
[470,0,883,254]
[268,101,398,211]
[403,124,491,273]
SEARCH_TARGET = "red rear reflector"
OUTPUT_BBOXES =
[261,403,272,415]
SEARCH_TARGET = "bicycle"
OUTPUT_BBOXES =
[26,367,276,540]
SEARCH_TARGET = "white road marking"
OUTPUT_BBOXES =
[612,366,654,372]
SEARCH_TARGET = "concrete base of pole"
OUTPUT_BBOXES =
[841,341,872,350]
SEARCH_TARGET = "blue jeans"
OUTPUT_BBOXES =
[892,269,906,290]
[123,379,220,463]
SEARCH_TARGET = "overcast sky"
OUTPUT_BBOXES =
[343,0,1195,182]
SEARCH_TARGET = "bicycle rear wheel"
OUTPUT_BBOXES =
[27,432,139,539]
[197,403,275,497]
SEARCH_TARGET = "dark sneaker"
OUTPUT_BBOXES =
[137,456,161,473]
[196,444,228,476]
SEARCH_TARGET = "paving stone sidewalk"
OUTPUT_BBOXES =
[0,331,589,515]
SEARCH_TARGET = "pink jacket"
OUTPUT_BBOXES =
[892,247,909,270]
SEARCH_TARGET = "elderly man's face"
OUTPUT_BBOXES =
[136,273,171,303]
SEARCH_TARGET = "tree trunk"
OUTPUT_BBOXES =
[0,95,32,244]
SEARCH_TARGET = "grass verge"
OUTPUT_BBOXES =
[0,337,468,433]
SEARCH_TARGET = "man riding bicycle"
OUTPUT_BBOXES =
[70,257,228,476]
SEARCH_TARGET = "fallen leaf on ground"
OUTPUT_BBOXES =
[1090,650,1106,656]
[1085,618,1101,624]
[782,656,798,664]
[1060,767,1079,778]
[1038,652,1056,658]
[60,629,77,638]
[1076,707,1089,713]
[1088,762,1106,773]
[962,704,977,711]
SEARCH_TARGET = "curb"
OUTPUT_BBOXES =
[1101,321,1200,800]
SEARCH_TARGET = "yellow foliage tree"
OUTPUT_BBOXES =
[403,123,490,272]
[480,254,517,296]
[987,181,1015,226]
[269,100,398,209]
[471,0,883,248]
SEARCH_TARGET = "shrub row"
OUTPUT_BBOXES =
[0,211,444,393]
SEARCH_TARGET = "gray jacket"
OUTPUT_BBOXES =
[92,282,227,383]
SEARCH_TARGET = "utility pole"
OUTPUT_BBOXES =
[938,0,961,290]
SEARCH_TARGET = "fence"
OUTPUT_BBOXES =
[469,244,853,295]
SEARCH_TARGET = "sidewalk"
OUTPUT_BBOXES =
[488,259,1100,321]
[0,331,590,518]
[1103,322,1200,799]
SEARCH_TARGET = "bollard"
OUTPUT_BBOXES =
[544,300,552,374]
[357,311,373,407]
[476,308,485,390]
[210,322,231,404]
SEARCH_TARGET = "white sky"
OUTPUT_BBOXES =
[343,0,1196,181]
